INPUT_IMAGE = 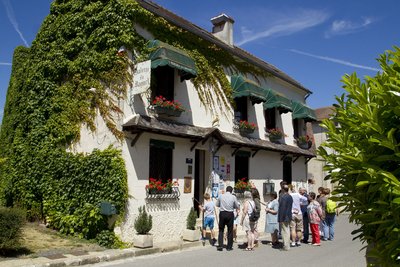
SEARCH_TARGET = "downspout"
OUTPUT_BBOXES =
[304,92,312,101]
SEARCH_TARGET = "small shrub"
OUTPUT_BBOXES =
[186,208,197,230]
[95,230,124,249]
[134,206,152,235]
[0,207,26,250]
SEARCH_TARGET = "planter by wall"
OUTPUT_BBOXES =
[133,234,153,248]
[182,229,199,242]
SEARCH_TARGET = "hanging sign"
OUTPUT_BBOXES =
[131,60,151,95]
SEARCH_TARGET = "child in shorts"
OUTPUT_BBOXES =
[199,193,217,245]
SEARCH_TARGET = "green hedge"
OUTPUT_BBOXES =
[0,207,25,250]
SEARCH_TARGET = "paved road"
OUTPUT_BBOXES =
[92,215,365,267]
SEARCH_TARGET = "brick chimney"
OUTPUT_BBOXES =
[211,14,235,46]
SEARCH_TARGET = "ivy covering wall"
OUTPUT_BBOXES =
[0,0,267,239]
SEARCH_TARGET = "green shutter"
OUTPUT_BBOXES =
[291,101,317,122]
[150,139,175,149]
[148,40,197,80]
[231,75,267,104]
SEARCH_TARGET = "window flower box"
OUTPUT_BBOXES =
[151,96,185,117]
[234,178,252,194]
[296,135,313,149]
[238,120,257,136]
[145,178,180,199]
[267,128,286,143]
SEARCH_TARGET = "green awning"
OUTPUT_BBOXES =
[150,139,175,149]
[231,75,266,104]
[148,40,197,80]
[263,89,292,113]
[291,101,317,122]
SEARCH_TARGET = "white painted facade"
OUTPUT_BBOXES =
[71,8,315,243]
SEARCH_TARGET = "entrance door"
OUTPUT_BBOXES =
[194,149,206,216]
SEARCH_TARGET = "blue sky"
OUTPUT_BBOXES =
[1,0,400,122]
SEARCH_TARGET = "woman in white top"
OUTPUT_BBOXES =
[240,191,256,251]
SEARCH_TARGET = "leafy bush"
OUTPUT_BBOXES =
[0,207,26,250]
[186,208,197,230]
[134,206,152,235]
[319,46,400,266]
[95,230,124,249]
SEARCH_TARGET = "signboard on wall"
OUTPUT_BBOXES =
[131,60,151,95]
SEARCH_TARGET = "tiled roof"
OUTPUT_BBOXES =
[136,0,312,94]
[315,106,335,121]
[123,115,316,157]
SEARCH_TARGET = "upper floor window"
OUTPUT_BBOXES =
[151,66,175,101]
[293,118,301,138]
[234,97,248,121]
[264,108,276,130]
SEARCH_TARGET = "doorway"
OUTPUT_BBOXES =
[194,149,206,216]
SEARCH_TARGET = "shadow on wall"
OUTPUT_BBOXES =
[146,200,181,212]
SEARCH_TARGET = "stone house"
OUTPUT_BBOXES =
[73,0,316,243]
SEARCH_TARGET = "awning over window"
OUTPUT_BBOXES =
[231,75,266,104]
[150,139,175,149]
[263,89,292,113]
[148,40,197,80]
[291,101,317,122]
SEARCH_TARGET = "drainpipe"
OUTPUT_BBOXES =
[304,92,312,101]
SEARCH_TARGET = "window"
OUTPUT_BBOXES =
[149,139,174,183]
[235,151,250,183]
[264,108,276,130]
[151,66,174,101]
[282,156,292,184]
[293,118,300,138]
[234,97,248,121]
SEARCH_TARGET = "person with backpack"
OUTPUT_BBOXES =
[324,188,338,241]
[240,191,257,251]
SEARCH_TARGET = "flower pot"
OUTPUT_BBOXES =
[154,106,183,117]
[239,128,255,135]
[183,229,199,242]
[298,141,312,149]
[269,136,282,144]
[133,234,153,248]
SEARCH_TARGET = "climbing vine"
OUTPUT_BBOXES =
[0,0,270,241]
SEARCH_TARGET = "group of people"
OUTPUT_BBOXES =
[199,182,338,252]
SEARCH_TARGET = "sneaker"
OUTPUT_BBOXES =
[216,247,223,251]
[296,242,301,247]
[290,242,296,247]
[312,243,321,246]
[211,238,217,246]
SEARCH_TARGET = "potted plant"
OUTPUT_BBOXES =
[182,208,199,242]
[151,95,185,117]
[238,120,257,135]
[295,135,313,149]
[133,205,153,248]
[234,177,252,194]
[267,128,285,143]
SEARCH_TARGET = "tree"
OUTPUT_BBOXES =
[319,46,400,266]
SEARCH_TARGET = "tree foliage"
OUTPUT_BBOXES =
[319,46,400,266]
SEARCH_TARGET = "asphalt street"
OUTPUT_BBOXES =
[91,215,365,267]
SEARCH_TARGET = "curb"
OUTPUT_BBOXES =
[2,241,207,267]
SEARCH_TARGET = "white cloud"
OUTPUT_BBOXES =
[236,9,329,46]
[289,49,380,72]
[0,62,12,66]
[2,0,29,46]
[325,17,374,38]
